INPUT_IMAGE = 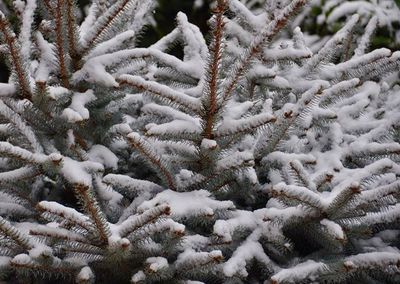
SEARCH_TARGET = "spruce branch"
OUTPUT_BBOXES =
[29,225,88,243]
[326,183,361,218]
[118,204,171,238]
[0,166,39,183]
[0,216,33,250]
[215,113,276,138]
[221,0,309,102]
[0,13,32,100]
[66,0,81,71]
[0,100,43,153]
[354,16,378,57]
[201,0,227,140]
[36,201,93,232]
[126,132,176,190]
[73,184,111,245]
[54,0,70,88]
[271,183,323,211]
[0,142,52,164]
[10,254,78,279]
[117,75,200,112]
[81,0,138,53]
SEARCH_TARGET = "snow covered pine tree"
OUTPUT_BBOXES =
[0,0,399,283]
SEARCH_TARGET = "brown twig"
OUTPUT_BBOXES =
[55,0,70,88]
[202,0,227,140]
[66,0,81,71]
[73,184,110,245]
[127,134,176,190]
[0,16,32,100]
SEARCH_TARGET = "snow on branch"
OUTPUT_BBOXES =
[270,260,328,284]
[215,113,276,138]
[0,216,33,250]
[118,204,171,238]
[118,75,201,112]
[126,132,176,190]
[0,12,32,100]
[221,0,309,101]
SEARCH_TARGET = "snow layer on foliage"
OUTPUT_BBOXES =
[131,270,146,283]
[0,256,10,267]
[76,266,94,282]
[176,249,223,267]
[146,120,201,136]
[138,190,235,218]
[228,0,267,30]
[87,145,118,169]
[73,48,204,86]
[79,2,98,39]
[175,12,208,64]
[255,205,311,225]
[38,201,91,226]
[213,210,257,242]
[151,12,207,64]
[142,103,198,123]
[59,157,103,186]
[86,30,136,59]
[146,256,169,272]
[103,174,162,195]
[216,113,275,137]
[216,151,254,171]
[356,230,400,253]
[223,230,272,277]
[34,32,56,82]
[0,83,16,96]
[28,244,52,259]
[61,90,96,123]
[344,252,400,269]
[47,86,70,100]
[0,201,30,216]
[363,203,400,225]
[271,260,327,283]
[11,254,31,265]
[200,138,217,150]
[18,0,36,60]
[320,219,345,240]
[325,0,400,28]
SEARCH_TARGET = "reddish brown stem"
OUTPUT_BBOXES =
[0,17,32,100]
[55,0,70,88]
[202,0,227,140]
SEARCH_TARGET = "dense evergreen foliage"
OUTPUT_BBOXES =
[0,0,399,283]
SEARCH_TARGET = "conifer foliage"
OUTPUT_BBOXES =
[0,0,399,283]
